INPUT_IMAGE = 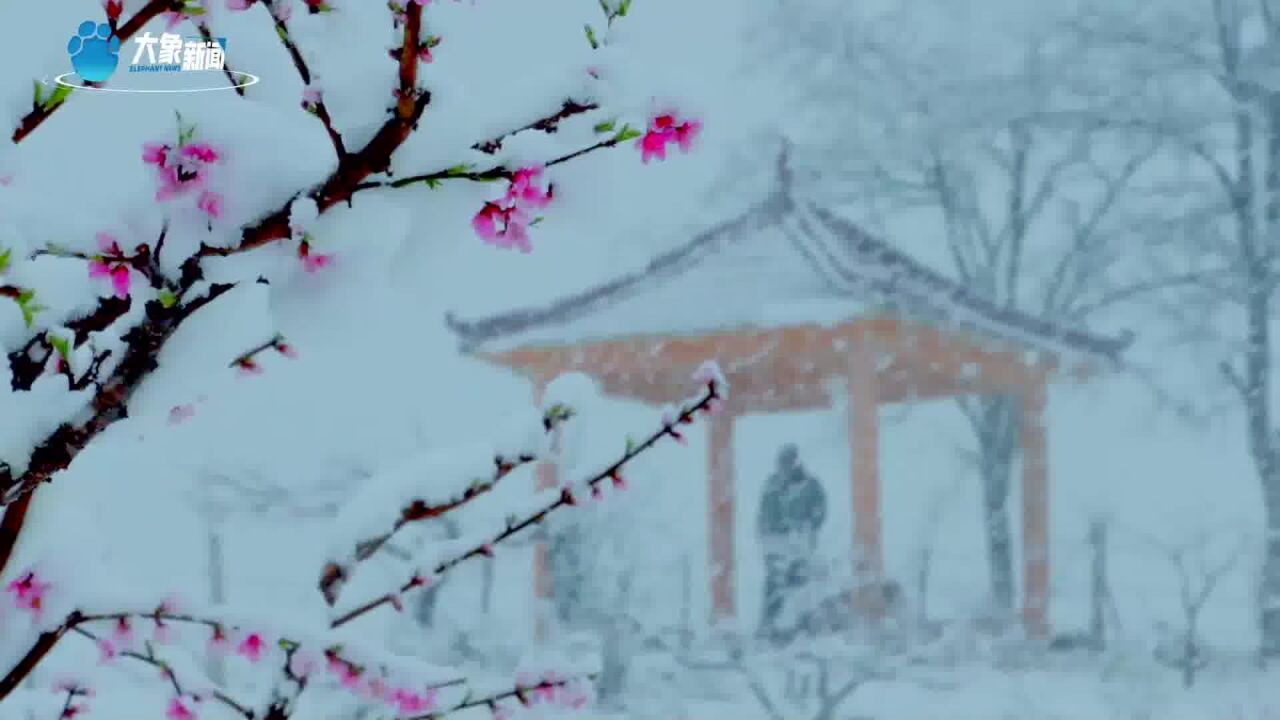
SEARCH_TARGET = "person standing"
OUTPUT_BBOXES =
[757,443,827,647]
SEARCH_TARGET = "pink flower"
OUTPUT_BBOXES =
[111,617,133,647]
[392,688,435,713]
[196,190,223,219]
[236,632,265,662]
[673,119,701,152]
[226,0,254,9]
[471,202,501,241]
[636,113,701,163]
[108,265,131,299]
[95,231,121,255]
[207,626,229,653]
[6,571,50,615]
[637,128,671,163]
[181,142,219,164]
[272,0,294,21]
[472,202,532,252]
[88,258,110,279]
[165,697,196,720]
[142,143,169,167]
[505,166,552,209]
[97,639,117,664]
[298,241,334,272]
[418,45,434,63]
[155,164,205,201]
[275,342,298,358]
[236,358,263,376]
[103,0,124,21]
[338,666,362,690]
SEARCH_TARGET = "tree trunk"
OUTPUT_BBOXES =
[1087,517,1109,651]
[973,397,1017,616]
[1256,93,1280,662]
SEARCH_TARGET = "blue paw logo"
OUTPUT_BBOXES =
[67,21,121,83]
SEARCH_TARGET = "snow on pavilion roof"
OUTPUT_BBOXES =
[444,187,1133,369]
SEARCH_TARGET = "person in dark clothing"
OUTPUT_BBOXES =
[757,443,827,647]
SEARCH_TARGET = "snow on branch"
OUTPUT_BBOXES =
[317,401,577,607]
[326,362,728,629]
[0,0,710,716]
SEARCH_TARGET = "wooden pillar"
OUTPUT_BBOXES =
[847,340,883,614]
[1020,379,1050,639]
[707,410,736,624]
[532,378,560,643]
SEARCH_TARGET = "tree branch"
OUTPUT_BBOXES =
[328,380,723,628]
[264,0,345,158]
[12,0,185,143]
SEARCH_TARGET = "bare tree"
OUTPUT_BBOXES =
[1067,0,1280,658]
[1144,530,1244,686]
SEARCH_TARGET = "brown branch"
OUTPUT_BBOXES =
[0,611,79,700]
[401,677,589,720]
[318,407,573,606]
[471,100,599,154]
[195,22,246,98]
[355,133,622,193]
[329,380,722,628]
[0,282,236,605]
[12,0,184,143]
[69,626,254,719]
[198,2,428,258]
[265,1,345,158]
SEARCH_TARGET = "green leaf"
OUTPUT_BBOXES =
[0,249,10,273]
[446,163,473,176]
[42,84,72,111]
[49,335,69,359]
[275,24,288,41]
[592,120,616,133]
[613,125,642,143]
[625,436,636,452]
[618,0,631,16]
[158,288,177,308]
[598,0,611,15]
[31,80,43,107]
[16,290,43,328]
[424,178,441,189]
[584,24,598,49]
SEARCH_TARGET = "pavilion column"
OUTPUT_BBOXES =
[1020,379,1050,639]
[531,378,560,643]
[707,409,736,625]
[847,340,883,615]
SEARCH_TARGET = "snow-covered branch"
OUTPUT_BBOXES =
[317,402,576,606]
[327,363,727,629]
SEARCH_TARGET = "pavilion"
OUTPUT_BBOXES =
[444,153,1131,639]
